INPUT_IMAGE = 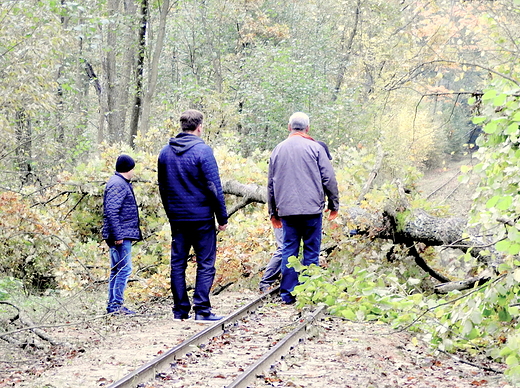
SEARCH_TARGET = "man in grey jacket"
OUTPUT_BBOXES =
[267,112,339,304]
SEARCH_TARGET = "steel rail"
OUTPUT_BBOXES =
[107,286,280,388]
[225,304,326,388]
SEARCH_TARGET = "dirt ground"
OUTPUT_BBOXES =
[1,290,510,388]
[1,153,511,388]
[415,153,481,217]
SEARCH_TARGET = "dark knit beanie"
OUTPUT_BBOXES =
[115,154,135,173]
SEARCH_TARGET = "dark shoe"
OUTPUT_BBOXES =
[107,304,121,314]
[281,298,296,305]
[118,306,136,315]
[194,313,224,323]
[109,306,136,315]
[173,313,191,321]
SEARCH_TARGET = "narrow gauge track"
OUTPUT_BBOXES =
[108,287,325,388]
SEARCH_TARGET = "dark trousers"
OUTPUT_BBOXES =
[280,214,322,303]
[169,220,216,316]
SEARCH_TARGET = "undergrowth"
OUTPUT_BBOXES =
[291,247,520,384]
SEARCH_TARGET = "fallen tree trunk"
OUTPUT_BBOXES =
[221,179,501,293]
[221,179,490,257]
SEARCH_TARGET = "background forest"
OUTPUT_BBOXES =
[2,0,520,384]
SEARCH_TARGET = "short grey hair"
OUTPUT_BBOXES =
[288,112,310,131]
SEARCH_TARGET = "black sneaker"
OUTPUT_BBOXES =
[194,313,224,323]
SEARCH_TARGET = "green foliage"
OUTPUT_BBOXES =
[0,277,24,301]
[290,253,520,383]
[290,254,426,324]
[458,87,520,383]
[288,87,520,385]
[0,191,66,290]
[467,90,520,257]
[2,0,508,190]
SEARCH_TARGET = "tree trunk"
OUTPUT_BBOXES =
[138,0,170,142]
[220,179,499,264]
[15,109,32,186]
[118,0,139,146]
[74,32,90,140]
[103,0,137,144]
[104,0,120,143]
[129,0,147,146]
[55,0,68,145]
[331,0,361,102]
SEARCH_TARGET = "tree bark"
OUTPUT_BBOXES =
[220,178,502,292]
[138,0,170,141]
[103,0,121,143]
[15,109,32,186]
[129,0,147,146]
[433,270,494,294]
[103,0,137,144]
[220,179,497,264]
[331,0,361,102]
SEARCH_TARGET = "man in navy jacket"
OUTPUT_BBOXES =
[158,109,228,322]
[102,154,142,315]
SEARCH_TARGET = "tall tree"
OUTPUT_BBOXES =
[138,0,171,142]
[129,0,148,146]
[332,0,361,102]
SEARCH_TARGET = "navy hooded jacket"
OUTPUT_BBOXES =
[157,133,228,226]
[102,172,142,244]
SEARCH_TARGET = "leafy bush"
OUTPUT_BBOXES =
[0,192,66,290]
[0,277,23,301]
[288,88,520,385]
[462,88,520,383]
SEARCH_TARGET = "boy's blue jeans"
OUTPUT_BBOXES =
[107,240,132,312]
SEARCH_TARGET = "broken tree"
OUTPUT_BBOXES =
[221,178,500,293]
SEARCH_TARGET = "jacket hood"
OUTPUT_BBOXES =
[169,132,204,154]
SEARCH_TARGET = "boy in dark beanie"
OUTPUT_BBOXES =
[102,154,142,315]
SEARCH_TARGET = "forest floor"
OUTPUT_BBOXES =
[0,152,512,388]
[415,152,481,218]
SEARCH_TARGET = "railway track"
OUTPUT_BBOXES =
[107,287,325,388]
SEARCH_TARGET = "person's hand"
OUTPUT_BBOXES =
[271,216,282,229]
[326,209,338,221]
[218,224,228,231]
[115,239,123,245]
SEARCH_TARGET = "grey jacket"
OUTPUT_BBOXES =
[267,134,339,218]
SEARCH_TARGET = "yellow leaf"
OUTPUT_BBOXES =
[514,268,520,282]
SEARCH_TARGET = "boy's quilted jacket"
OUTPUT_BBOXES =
[102,172,142,244]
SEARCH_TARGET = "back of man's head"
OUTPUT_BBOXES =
[180,109,203,132]
[288,112,310,131]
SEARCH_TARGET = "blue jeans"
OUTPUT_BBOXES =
[280,214,322,303]
[107,240,132,312]
[170,220,217,316]
[259,227,283,290]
